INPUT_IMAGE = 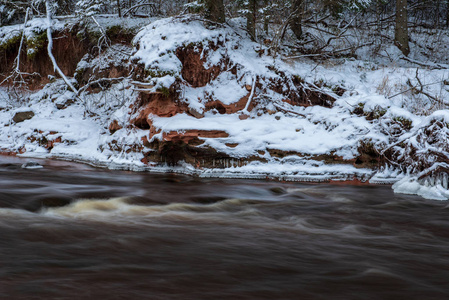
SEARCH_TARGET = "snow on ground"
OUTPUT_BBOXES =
[0,17,67,45]
[149,108,379,160]
[393,177,449,201]
[0,16,448,200]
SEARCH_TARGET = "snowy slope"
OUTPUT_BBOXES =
[0,16,448,200]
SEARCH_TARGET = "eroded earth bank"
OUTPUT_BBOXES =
[0,15,448,200]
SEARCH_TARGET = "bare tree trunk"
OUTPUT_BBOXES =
[247,0,257,39]
[446,0,449,27]
[117,0,121,17]
[204,0,225,23]
[395,0,409,56]
[263,0,269,34]
[290,0,303,40]
[435,0,440,28]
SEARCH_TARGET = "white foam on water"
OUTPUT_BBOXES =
[40,197,259,223]
[328,195,354,203]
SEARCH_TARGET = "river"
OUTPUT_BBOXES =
[0,156,448,299]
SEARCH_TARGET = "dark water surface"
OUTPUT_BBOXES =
[1,156,449,299]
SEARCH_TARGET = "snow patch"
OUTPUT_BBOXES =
[393,177,449,201]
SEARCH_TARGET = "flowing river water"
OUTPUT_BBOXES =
[0,156,449,299]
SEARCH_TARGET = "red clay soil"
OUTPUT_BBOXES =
[0,29,90,89]
[161,130,229,144]
[176,46,222,87]
[329,178,373,185]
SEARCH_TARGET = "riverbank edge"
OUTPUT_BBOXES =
[2,151,399,186]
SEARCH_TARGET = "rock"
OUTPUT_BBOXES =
[55,98,74,109]
[109,120,123,134]
[239,113,250,120]
[21,161,43,169]
[13,110,34,123]
[225,143,239,148]
[245,84,252,91]
[132,93,184,129]
[162,130,229,144]
[205,92,254,114]
[45,137,62,150]
[188,107,205,119]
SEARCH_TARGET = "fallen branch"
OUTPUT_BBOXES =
[407,69,438,101]
[45,0,78,94]
[400,55,448,70]
[272,102,306,118]
[123,3,156,17]
[78,77,126,95]
[90,16,110,54]
[388,78,445,101]
[417,162,449,180]
[287,42,373,60]
[396,69,448,107]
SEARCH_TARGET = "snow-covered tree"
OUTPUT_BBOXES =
[75,0,104,18]
[0,0,29,25]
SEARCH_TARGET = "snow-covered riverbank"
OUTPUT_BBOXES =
[0,16,448,200]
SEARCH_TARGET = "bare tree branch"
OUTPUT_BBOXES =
[45,0,78,94]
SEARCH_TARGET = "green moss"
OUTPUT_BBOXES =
[0,34,22,52]
[74,67,86,84]
[393,116,413,130]
[105,25,135,43]
[75,28,101,48]
[76,30,85,40]
[145,68,176,79]
[370,107,387,119]
[352,103,388,120]
[331,85,345,96]
[26,31,47,60]
[157,86,171,98]
[88,30,102,46]
[106,25,123,37]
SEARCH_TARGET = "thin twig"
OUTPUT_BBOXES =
[400,55,448,70]
[272,102,307,118]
